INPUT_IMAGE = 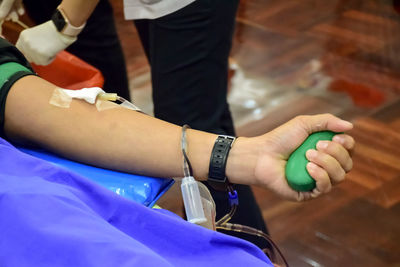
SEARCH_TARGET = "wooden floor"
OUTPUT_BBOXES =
[110,0,400,266]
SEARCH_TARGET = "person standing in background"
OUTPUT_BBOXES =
[1,0,131,99]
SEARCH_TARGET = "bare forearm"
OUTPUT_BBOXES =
[4,76,355,202]
[4,76,218,179]
[59,0,99,26]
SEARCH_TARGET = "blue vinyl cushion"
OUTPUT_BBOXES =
[16,146,174,207]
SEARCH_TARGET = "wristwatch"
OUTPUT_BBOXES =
[208,135,236,183]
[51,7,86,37]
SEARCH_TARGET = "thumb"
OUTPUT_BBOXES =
[0,0,14,20]
[299,113,353,134]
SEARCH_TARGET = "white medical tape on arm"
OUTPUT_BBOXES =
[49,87,142,112]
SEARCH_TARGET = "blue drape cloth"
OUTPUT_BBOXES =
[0,138,272,266]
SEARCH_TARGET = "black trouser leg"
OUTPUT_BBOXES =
[135,0,269,249]
[134,0,235,135]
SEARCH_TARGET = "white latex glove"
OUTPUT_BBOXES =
[16,20,77,65]
[0,0,24,20]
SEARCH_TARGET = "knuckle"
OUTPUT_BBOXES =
[294,115,307,124]
[336,168,346,182]
[325,141,339,155]
[324,183,332,193]
[322,113,334,121]
[320,153,332,166]
[294,115,310,132]
[317,176,331,193]
[348,136,356,149]
[342,135,355,150]
[345,158,353,172]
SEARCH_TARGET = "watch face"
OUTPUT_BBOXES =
[51,9,66,32]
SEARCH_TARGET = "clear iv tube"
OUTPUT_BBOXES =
[180,125,206,224]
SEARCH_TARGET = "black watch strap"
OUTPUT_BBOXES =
[51,7,85,36]
[208,135,236,183]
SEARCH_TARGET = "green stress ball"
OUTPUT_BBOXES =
[285,131,337,191]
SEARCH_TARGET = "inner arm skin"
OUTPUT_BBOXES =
[4,76,248,181]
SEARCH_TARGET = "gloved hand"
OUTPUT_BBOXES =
[16,20,77,65]
[0,0,24,20]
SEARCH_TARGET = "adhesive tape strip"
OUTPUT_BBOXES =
[49,88,72,108]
